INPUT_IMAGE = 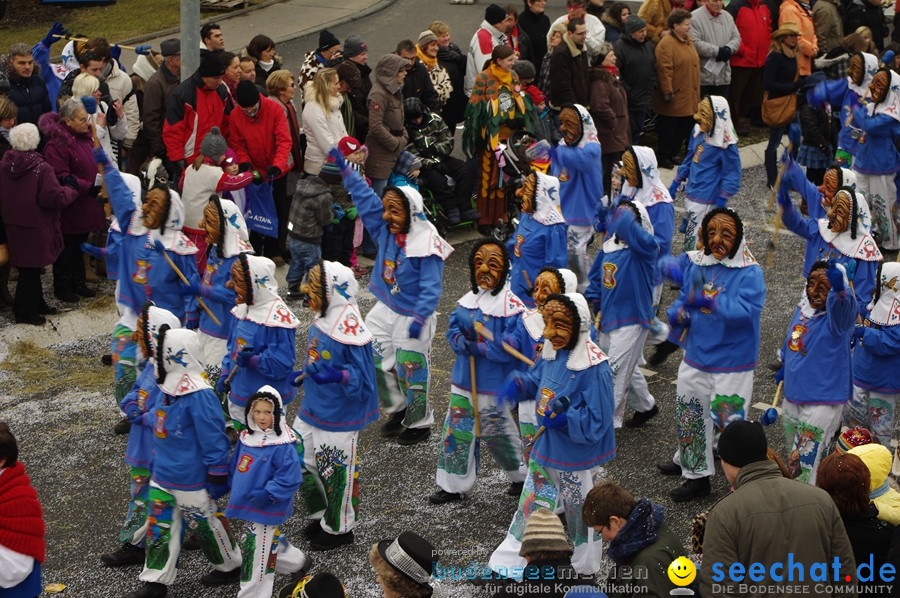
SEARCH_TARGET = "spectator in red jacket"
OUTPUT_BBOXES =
[227,80,292,263]
[162,52,233,182]
[726,0,771,135]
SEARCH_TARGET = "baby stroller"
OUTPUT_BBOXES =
[489,129,541,242]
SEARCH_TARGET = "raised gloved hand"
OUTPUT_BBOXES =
[787,122,801,148]
[134,44,152,56]
[345,206,358,220]
[110,44,122,62]
[842,259,857,282]
[715,191,730,208]
[238,162,253,173]
[851,325,866,343]
[826,259,845,293]
[217,374,231,395]
[247,489,271,508]
[409,315,426,339]
[235,346,257,368]
[206,473,230,499]
[306,360,346,384]
[774,364,784,386]
[327,148,352,175]
[41,22,68,47]
[716,46,732,62]
[806,81,827,108]
[668,177,684,198]
[266,166,281,180]
[593,203,609,234]
[668,307,687,328]
[608,204,635,236]
[539,397,570,429]
[80,242,107,259]
[496,373,524,413]
[290,369,305,387]
[659,255,684,285]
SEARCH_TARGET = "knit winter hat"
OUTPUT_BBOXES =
[485,3,508,25]
[623,15,647,34]
[235,80,260,108]
[511,60,536,81]
[9,123,40,152]
[338,136,362,156]
[199,52,226,78]
[343,34,367,58]
[200,126,228,162]
[318,29,341,53]
[519,508,573,556]
[835,426,875,454]
[417,30,439,48]
[718,420,768,468]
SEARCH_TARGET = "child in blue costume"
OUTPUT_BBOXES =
[432,240,528,505]
[846,262,900,447]
[219,254,299,427]
[489,292,614,578]
[328,147,453,445]
[181,195,253,388]
[779,185,882,318]
[807,52,877,165]
[851,67,900,250]
[227,386,308,598]
[660,207,766,503]
[125,327,241,598]
[777,260,857,485]
[586,201,659,429]
[546,104,604,292]
[290,260,379,551]
[507,170,568,308]
[512,267,579,448]
[101,302,180,568]
[668,96,741,253]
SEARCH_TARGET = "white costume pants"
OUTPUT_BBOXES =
[845,385,899,447]
[856,172,899,250]
[600,325,657,428]
[567,225,593,293]
[782,400,843,485]
[237,523,306,598]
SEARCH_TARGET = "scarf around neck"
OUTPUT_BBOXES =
[416,45,438,70]
[606,498,664,565]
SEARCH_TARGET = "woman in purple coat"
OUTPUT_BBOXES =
[39,97,105,304]
[0,123,78,325]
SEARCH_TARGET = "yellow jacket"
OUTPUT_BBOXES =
[849,443,900,527]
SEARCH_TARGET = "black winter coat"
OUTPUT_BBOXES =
[843,1,887,51]
[612,35,657,111]
[402,61,440,113]
[437,42,468,129]
[518,8,551,74]
[5,65,51,126]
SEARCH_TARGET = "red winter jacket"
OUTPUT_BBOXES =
[163,71,233,164]
[0,461,46,563]
[727,0,772,69]
[226,95,292,176]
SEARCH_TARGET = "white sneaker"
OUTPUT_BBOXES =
[450,0,461,4]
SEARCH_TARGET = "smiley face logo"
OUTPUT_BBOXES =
[667,556,697,587]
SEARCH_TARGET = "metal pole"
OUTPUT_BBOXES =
[181,0,201,82]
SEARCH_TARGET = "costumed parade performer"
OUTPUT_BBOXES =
[668,96,741,253]
[431,240,528,505]
[329,147,453,446]
[489,292,614,577]
[777,260,857,484]
[657,207,765,503]
[290,261,379,551]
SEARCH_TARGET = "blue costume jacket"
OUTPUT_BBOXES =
[508,212,567,308]
[854,324,900,393]
[676,133,741,205]
[120,362,161,470]
[851,105,900,175]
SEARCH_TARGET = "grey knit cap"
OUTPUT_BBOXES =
[200,126,228,162]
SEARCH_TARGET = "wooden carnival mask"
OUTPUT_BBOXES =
[559,106,583,146]
[705,212,738,261]
[827,191,852,234]
[806,267,831,311]
[694,97,714,133]
[142,187,169,230]
[227,260,249,305]
[201,201,220,246]
[381,189,410,235]
[533,270,562,311]
[818,168,840,205]
[300,263,325,314]
[849,54,865,87]
[515,172,536,214]
[473,243,506,292]
[543,298,576,350]
[621,150,640,188]
[869,70,890,104]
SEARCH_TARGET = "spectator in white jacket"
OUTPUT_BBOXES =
[302,67,348,176]
[465,4,511,96]
[689,0,741,98]
[548,0,607,60]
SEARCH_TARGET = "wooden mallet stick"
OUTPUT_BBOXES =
[474,322,535,366]
[156,249,221,326]
[469,355,481,438]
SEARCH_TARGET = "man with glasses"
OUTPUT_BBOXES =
[396,39,440,113]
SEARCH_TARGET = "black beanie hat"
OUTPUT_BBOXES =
[235,80,260,108]
[485,3,508,25]
[718,420,768,468]
[318,29,341,53]
[199,52,226,78]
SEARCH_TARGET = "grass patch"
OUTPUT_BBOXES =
[0,0,265,59]
[0,340,111,396]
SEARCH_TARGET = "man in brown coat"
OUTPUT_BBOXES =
[364,54,409,195]
[549,18,591,109]
[142,39,181,166]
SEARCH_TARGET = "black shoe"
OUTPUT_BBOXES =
[657,461,682,475]
[670,476,711,503]
[101,353,113,365]
[446,208,461,225]
[658,158,675,169]
[285,285,304,300]
[397,426,430,445]
[125,582,168,598]
[767,361,783,372]
[429,489,465,504]
[380,409,407,438]
[302,519,322,541]
[73,283,97,297]
[309,529,354,551]
[200,567,241,587]
[276,555,314,598]
[460,209,481,222]
[100,542,144,567]
[506,481,524,496]
[38,302,57,315]
[647,340,680,366]
[54,288,79,303]
[14,313,46,326]
[624,405,659,428]
[114,417,131,435]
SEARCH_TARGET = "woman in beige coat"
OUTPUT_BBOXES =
[652,8,700,168]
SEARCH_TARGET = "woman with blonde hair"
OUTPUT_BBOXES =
[302,67,348,176]
[72,72,126,167]
[267,69,304,180]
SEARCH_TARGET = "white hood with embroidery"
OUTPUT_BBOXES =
[240,385,298,446]
[868,262,900,326]
[866,69,900,123]
[143,303,181,362]
[156,328,211,397]
[314,261,374,346]
[150,188,198,256]
[559,104,600,149]
[621,145,673,208]
[389,185,454,260]
[849,52,879,97]
[531,171,566,226]
[212,197,253,258]
[817,190,882,262]
[693,95,738,149]
[231,255,300,328]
